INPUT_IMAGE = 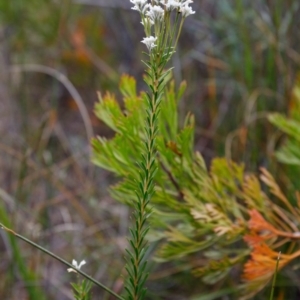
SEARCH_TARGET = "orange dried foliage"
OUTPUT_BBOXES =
[248,209,277,235]
[61,26,91,67]
[242,209,300,283]
[242,241,283,281]
[247,209,300,239]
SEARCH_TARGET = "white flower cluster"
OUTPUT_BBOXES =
[130,0,195,16]
[130,0,195,52]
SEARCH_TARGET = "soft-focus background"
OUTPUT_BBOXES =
[0,0,299,299]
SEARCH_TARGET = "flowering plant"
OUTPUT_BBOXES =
[121,1,195,299]
[68,259,92,300]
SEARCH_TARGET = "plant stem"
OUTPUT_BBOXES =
[125,53,166,300]
[269,252,280,300]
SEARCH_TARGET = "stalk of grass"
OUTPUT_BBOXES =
[236,0,253,89]
[9,64,93,144]
[269,251,281,300]
[0,222,124,300]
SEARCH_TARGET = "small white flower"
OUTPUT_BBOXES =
[130,0,148,13]
[161,0,181,11]
[146,5,164,22]
[141,3,151,15]
[141,36,158,51]
[67,259,86,273]
[180,4,195,17]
